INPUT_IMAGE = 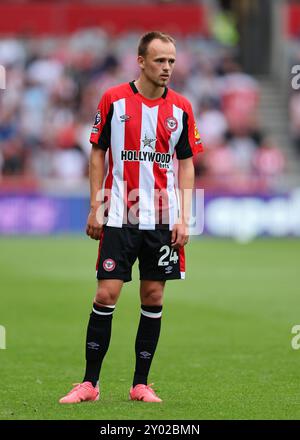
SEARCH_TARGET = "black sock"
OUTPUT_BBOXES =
[133,305,162,387]
[83,302,115,387]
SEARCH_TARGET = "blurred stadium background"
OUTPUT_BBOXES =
[1,0,300,420]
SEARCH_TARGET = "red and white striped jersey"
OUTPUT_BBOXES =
[90,81,203,230]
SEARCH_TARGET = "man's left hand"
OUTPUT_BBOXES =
[171,223,189,248]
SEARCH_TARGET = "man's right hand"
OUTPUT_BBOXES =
[86,207,103,240]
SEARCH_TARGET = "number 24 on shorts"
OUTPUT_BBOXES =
[158,245,178,266]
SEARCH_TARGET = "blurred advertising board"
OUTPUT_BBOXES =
[0,196,89,235]
[204,189,300,240]
[0,190,300,239]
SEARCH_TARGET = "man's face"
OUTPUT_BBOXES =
[138,38,176,87]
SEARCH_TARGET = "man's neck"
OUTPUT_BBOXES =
[134,77,165,100]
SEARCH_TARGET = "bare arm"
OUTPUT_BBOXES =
[171,156,195,248]
[86,144,106,240]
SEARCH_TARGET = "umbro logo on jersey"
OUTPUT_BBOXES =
[120,114,131,122]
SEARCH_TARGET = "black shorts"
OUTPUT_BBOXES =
[96,226,185,282]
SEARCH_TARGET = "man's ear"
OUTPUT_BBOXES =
[137,55,145,70]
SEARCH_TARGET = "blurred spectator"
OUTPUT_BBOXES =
[290,90,300,155]
[204,140,237,177]
[225,125,262,175]
[196,97,227,146]
[1,138,27,176]
[52,123,87,179]
[253,138,285,178]
[219,57,259,131]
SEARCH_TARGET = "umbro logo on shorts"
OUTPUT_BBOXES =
[103,258,116,272]
[165,265,173,274]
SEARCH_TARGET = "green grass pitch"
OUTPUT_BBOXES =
[0,237,300,420]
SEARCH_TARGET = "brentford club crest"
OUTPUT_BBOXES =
[164,116,178,132]
[103,258,116,272]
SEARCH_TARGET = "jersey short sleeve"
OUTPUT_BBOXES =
[175,102,203,160]
[89,92,113,150]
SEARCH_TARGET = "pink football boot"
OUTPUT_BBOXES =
[129,383,162,403]
[59,382,99,404]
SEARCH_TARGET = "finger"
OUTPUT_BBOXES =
[87,223,101,240]
[92,228,102,240]
[171,228,177,246]
[88,226,98,240]
[172,233,184,248]
[178,234,186,247]
[93,227,102,240]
